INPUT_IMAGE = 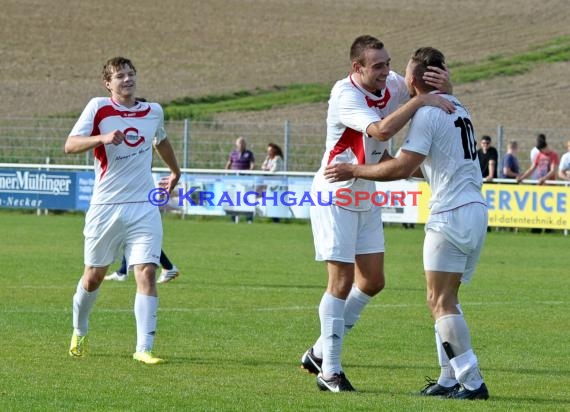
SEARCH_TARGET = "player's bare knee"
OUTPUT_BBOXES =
[134,263,157,275]
[426,297,437,314]
[426,288,446,312]
[83,277,103,292]
[369,278,385,296]
[429,296,459,319]
[82,267,106,290]
[327,273,354,298]
[328,282,353,299]
[359,276,384,296]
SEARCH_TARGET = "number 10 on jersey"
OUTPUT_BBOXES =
[455,117,477,161]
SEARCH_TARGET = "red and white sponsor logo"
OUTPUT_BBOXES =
[123,127,145,147]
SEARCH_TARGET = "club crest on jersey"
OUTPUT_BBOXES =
[123,127,145,147]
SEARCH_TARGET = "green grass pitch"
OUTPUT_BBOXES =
[0,211,568,411]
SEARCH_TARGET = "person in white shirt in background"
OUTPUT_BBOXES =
[261,143,284,172]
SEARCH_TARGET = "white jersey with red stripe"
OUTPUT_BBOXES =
[69,97,167,205]
[401,92,485,214]
[312,71,409,211]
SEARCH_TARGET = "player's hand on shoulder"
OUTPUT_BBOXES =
[419,94,455,114]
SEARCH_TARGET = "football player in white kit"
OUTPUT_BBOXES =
[300,35,456,392]
[325,47,489,400]
[65,57,181,364]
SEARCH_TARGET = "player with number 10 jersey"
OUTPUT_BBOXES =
[400,93,485,213]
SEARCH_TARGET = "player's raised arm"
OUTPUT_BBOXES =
[366,94,455,141]
[64,130,125,154]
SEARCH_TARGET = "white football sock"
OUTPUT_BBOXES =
[436,314,483,390]
[319,292,345,378]
[134,293,158,353]
[434,323,457,387]
[312,286,371,359]
[450,350,483,390]
[72,278,99,336]
[343,286,371,331]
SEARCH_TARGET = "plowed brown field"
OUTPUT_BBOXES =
[2,0,569,135]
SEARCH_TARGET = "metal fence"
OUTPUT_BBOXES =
[1,117,569,173]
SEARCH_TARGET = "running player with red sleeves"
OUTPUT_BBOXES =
[65,57,181,364]
[300,35,455,392]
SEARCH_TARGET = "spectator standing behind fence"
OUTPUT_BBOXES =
[529,133,545,179]
[261,143,284,172]
[225,136,255,223]
[516,134,559,185]
[500,140,521,179]
[225,136,255,170]
[518,134,560,234]
[557,140,570,181]
[260,143,285,223]
[477,135,498,182]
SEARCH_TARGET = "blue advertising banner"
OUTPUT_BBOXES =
[75,171,94,210]
[0,169,94,211]
[2,166,568,230]
[151,173,423,221]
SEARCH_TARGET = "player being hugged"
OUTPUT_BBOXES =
[325,47,489,400]
[300,35,455,393]
[65,57,181,364]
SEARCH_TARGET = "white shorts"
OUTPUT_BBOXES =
[310,203,384,263]
[83,202,162,268]
[423,202,487,283]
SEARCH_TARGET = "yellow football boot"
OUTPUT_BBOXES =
[69,332,88,357]
[133,351,165,365]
